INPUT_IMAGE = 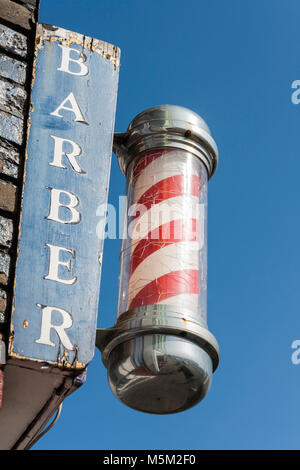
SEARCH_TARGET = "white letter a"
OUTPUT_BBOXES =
[51,92,87,123]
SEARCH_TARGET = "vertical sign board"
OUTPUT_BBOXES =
[8,24,120,368]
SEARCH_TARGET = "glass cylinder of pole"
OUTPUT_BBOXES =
[99,105,220,414]
[118,147,208,327]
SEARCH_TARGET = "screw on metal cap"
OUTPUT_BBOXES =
[113,105,218,178]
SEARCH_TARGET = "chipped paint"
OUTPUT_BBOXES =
[0,251,10,283]
[0,54,27,85]
[0,24,28,58]
[0,112,23,145]
[8,32,39,356]
[36,23,120,67]
[8,349,86,370]
[0,216,13,247]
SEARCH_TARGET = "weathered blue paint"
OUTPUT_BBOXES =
[0,25,27,58]
[0,55,27,85]
[9,24,120,367]
[0,113,23,144]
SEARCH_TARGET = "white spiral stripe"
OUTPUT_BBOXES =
[128,241,199,305]
[128,194,200,245]
[134,156,189,202]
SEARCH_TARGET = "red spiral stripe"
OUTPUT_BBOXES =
[128,150,200,311]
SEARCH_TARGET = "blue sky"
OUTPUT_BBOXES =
[35,0,300,449]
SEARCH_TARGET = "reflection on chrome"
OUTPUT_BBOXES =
[107,333,213,414]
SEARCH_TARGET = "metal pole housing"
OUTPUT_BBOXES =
[96,105,219,414]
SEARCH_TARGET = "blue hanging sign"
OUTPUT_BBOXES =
[9,23,120,368]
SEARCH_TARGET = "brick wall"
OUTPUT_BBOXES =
[0,0,40,365]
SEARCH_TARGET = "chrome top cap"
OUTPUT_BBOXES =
[113,104,218,178]
[128,105,211,134]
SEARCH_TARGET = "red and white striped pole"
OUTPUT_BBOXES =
[125,147,204,319]
[97,105,220,414]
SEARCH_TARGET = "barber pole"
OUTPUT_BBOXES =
[125,147,205,318]
[97,105,220,414]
